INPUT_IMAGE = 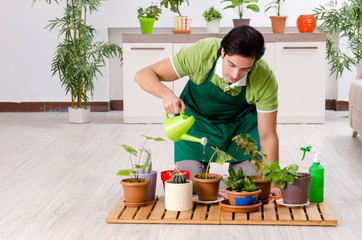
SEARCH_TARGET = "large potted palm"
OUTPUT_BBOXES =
[35,0,122,123]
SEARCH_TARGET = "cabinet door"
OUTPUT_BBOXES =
[274,42,326,123]
[263,43,275,71]
[172,43,193,97]
[123,43,173,123]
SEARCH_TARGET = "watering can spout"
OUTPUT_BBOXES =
[163,109,207,146]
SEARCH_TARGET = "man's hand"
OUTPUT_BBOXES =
[163,91,186,114]
[270,187,281,196]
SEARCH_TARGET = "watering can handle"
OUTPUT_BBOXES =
[165,109,183,119]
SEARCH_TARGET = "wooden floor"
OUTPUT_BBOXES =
[0,111,361,240]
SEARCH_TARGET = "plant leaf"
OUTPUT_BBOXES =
[135,164,151,169]
[116,169,133,176]
[120,144,138,156]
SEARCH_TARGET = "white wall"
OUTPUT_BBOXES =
[0,0,352,103]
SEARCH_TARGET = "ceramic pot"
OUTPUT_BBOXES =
[165,180,193,211]
[120,178,150,207]
[206,19,220,33]
[193,173,221,201]
[68,106,90,124]
[270,16,287,33]
[225,188,261,206]
[253,175,272,204]
[139,18,155,34]
[160,169,190,190]
[173,16,191,34]
[297,15,316,33]
[281,173,312,204]
[136,171,157,201]
[233,19,250,27]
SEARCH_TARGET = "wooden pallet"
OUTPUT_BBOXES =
[106,196,337,226]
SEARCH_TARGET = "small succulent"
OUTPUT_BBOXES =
[170,167,187,184]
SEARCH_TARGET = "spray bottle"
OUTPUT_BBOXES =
[300,145,324,202]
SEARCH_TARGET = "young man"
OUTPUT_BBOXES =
[135,26,280,195]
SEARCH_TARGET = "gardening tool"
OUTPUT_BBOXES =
[163,109,207,146]
[300,145,324,202]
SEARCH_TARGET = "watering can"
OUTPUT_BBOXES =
[163,109,207,146]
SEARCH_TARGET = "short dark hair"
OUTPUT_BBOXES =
[218,26,265,61]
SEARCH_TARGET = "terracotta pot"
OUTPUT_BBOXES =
[297,15,316,33]
[233,19,250,27]
[225,188,261,206]
[270,16,287,33]
[165,180,193,211]
[281,173,312,204]
[120,178,150,207]
[192,173,221,201]
[136,171,157,201]
[253,175,272,204]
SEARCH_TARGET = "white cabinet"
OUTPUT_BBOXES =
[123,43,173,123]
[123,40,326,124]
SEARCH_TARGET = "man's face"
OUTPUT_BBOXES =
[221,48,255,84]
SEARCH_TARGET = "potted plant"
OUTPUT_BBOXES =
[264,0,288,33]
[221,0,260,27]
[36,0,122,123]
[202,6,223,33]
[160,0,191,33]
[165,167,193,211]
[262,161,312,204]
[137,3,162,34]
[222,164,261,206]
[160,169,190,190]
[232,133,271,204]
[313,0,361,80]
[192,146,234,201]
[117,135,165,205]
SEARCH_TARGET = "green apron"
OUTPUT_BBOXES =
[174,61,260,164]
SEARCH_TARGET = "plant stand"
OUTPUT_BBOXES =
[106,196,337,226]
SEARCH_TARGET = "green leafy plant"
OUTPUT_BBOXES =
[221,0,260,19]
[137,3,162,20]
[169,167,187,184]
[202,6,223,22]
[160,0,190,16]
[232,133,267,175]
[261,160,302,189]
[197,146,234,179]
[33,0,122,109]
[117,135,165,182]
[313,0,361,79]
[264,0,287,16]
[222,164,256,192]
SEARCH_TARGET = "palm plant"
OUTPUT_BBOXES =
[264,0,287,16]
[313,0,361,79]
[33,0,122,109]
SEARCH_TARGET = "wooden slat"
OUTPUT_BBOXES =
[305,202,323,223]
[234,212,247,222]
[192,204,207,223]
[105,197,125,222]
[206,204,221,224]
[219,210,233,224]
[119,206,138,220]
[178,209,193,221]
[148,196,165,221]
[319,199,338,225]
[263,202,277,223]
[292,207,307,223]
[249,209,262,223]
[277,205,292,223]
[134,199,156,221]
[163,210,178,221]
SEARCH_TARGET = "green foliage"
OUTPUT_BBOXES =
[221,0,259,19]
[160,0,190,16]
[313,0,361,79]
[222,165,256,192]
[232,133,267,175]
[137,3,162,20]
[202,6,223,22]
[200,146,234,179]
[117,135,165,181]
[264,0,287,16]
[261,160,302,189]
[33,0,122,109]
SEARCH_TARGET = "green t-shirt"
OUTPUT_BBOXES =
[171,38,278,112]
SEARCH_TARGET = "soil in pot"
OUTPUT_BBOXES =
[192,173,221,201]
[253,175,272,204]
[281,173,312,204]
[120,178,150,207]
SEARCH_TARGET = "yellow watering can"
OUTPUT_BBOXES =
[163,109,207,146]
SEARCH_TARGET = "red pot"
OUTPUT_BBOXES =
[160,170,190,190]
[297,15,316,33]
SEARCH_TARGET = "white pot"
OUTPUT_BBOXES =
[174,16,191,31]
[206,20,220,33]
[68,106,90,124]
[165,180,193,211]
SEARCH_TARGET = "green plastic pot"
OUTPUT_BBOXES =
[139,18,155,34]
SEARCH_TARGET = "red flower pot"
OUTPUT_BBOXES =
[160,170,190,190]
[297,15,316,33]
